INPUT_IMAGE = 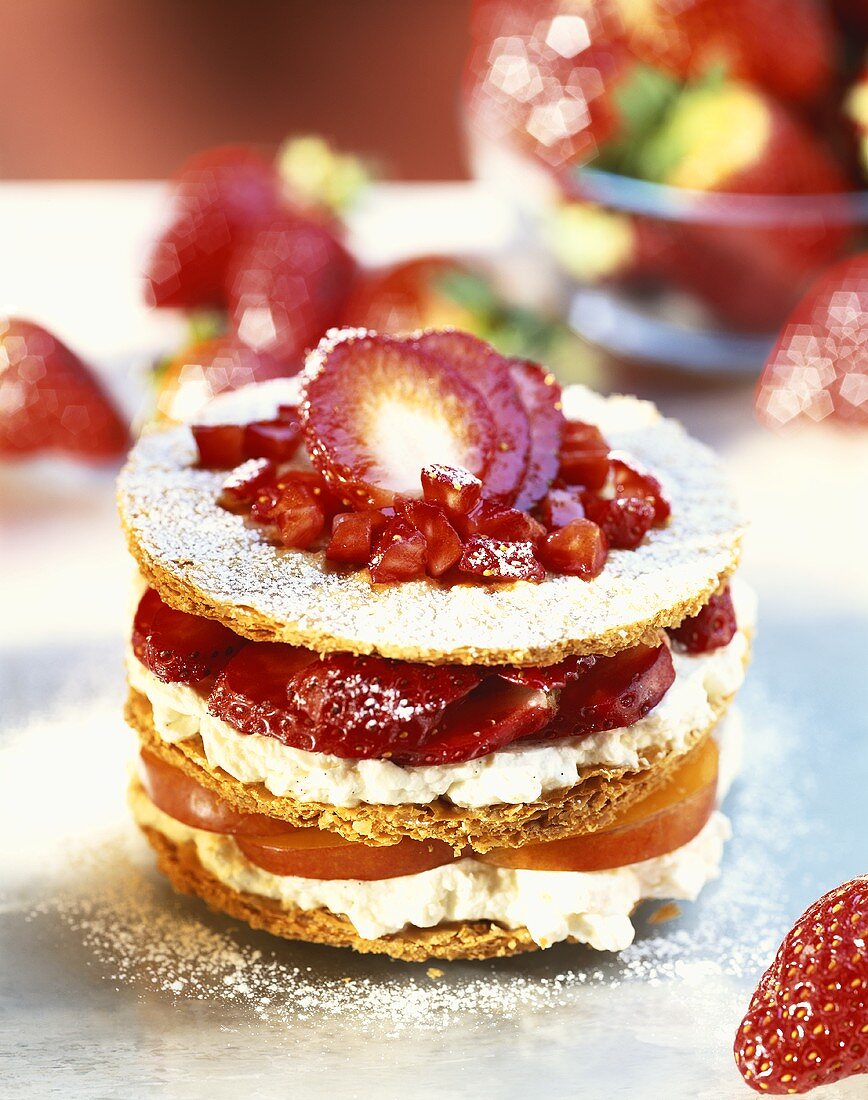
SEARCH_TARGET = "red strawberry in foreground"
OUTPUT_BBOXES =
[301,332,496,508]
[734,876,867,1095]
[0,318,129,462]
[756,254,868,428]
[144,145,283,310]
[226,212,356,365]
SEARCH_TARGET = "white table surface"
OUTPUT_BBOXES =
[1,183,866,1100]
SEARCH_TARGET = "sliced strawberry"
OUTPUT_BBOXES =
[243,418,303,463]
[538,519,608,579]
[668,587,737,654]
[610,455,671,524]
[421,463,482,516]
[550,642,675,738]
[581,494,656,550]
[559,420,611,490]
[273,481,326,549]
[396,499,463,578]
[226,212,356,364]
[191,424,246,469]
[412,330,530,504]
[144,145,284,309]
[539,487,586,530]
[0,318,129,462]
[326,512,382,565]
[401,680,554,766]
[368,517,428,583]
[498,655,596,693]
[459,536,545,583]
[302,332,496,508]
[734,876,868,1095]
[209,644,481,760]
[132,588,246,684]
[509,358,565,511]
[154,336,294,424]
[218,458,276,511]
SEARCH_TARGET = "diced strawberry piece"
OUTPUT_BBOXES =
[559,420,611,490]
[226,213,356,364]
[273,482,326,549]
[734,876,868,1095]
[402,680,554,766]
[539,487,586,530]
[459,536,545,583]
[144,146,284,310]
[397,499,462,578]
[132,588,246,683]
[538,519,608,579]
[250,484,282,524]
[498,655,596,693]
[421,463,482,516]
[302,332,496,508]
[0,318,129,463]
[209,643,480,760]
[669,587,737,654]
[368,517,428,583]
[581,494,656,550]
[412,331,530,503]
[551,642,676,737]
[326,512,379,565]
[509,359,565,511]
[218,458,276,511]
[191,423,246,469]
[243,418,303,462]
[470,505,546,545]
[610,456,671,524]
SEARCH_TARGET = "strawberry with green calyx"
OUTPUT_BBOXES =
[734,876,867,1094]
[0,318,129,463]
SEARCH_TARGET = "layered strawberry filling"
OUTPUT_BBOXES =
[191,330,671,586]
[130,714,740,949]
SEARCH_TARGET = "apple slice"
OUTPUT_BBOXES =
[302,332,496,508]
[236,831,456,880]
[478,736,718,871]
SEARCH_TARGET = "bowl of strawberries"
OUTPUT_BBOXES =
[464,0,868,372]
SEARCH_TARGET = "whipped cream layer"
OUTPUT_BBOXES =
[128,579,753,810]
[131,791,731,951]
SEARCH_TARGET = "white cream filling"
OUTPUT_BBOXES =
[128,579,753,810]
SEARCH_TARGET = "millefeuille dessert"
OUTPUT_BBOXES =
[117,327,753,961]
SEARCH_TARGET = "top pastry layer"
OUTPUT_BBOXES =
[118,378,743,666]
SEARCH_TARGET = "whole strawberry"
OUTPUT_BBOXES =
[734,876,867,1095]
[0,318,129,462]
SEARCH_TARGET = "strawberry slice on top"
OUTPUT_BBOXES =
[412,330,530,504]
[301,332,496,508]
[508,358,565,512]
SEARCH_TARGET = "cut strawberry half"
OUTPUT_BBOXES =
[132,588,247,683]
[459,536,545,583]
[368,516,428,583]
[538,518,608,578]
[191,424,246,469]
[209,644,481,759]
[400,680,554,766]
[243,418,303,463]
[302,333,496,508]
[610,455,671,524]
[218,458,276,511]
[559,420,611,490]
[396,499,463,578]
[581,494,656,550]
[734,876,868,1095]
[668,586,737,653]
[420,463,482,516]
[412,330,530,503]
[550,642,676,738]
[509,358,565,511]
